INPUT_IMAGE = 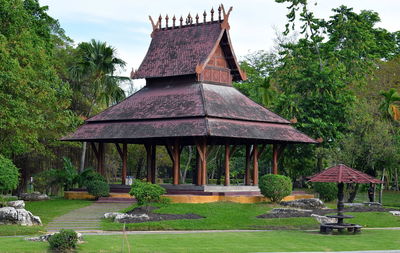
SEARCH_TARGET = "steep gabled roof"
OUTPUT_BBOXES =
[132,9,245,81]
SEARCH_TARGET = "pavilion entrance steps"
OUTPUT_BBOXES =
[46,202,131,232]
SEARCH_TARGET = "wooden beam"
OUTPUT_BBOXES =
[91,142,99,160]
[165,145,173,161]
[258,144,266,159]
[145,144,152,182]
[196,140,207,186]
[195,151,200,186]
[230,145,238,156]
[245,145,251,185]
[114,143,123,159]
[98,143,105,176]
[253,145,259,186]
[272,144,279,174]
[151,145,156,184]
[122,143,127,185]
[224,144,230,186]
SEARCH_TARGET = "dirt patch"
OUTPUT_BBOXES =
[121,206,204,223]
[257,206,399,219]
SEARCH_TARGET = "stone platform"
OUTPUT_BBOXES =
[65,184,314,203]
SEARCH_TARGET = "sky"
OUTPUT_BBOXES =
[39,0,400,89]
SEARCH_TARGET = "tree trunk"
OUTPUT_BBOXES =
[395,168,399,191]
[79,142,87,172]
[379,168,385,204]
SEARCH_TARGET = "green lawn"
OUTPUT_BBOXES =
[1,230,400,252]
[0,198,92,236]
[355,190,400,208]
[101,201,400,231]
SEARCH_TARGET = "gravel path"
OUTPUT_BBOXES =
[46,202,131,232]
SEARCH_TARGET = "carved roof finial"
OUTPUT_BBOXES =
[218,5,222,22]
[220,4,233,29]
[158,15,162,29]
[195,13,199,25]
[165,14,169,28]
[149,15,161,37]
[210,7,214,22]
[179,16,183,27]
[172,15,176,28]
[130,68,136,79]
[203,10,207,23]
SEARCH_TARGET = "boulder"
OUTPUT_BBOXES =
[115,213,150,223]
[26,232,83,243]
[8,200,25,209]
[280,198,325,209]
[104,212,122,219]
[270,208,312,215]
[0,207,42,226]
[311,214,337,224]
[344,203,364,207]
[19,192,50,201]
[389,211,400,216]
[363,202,382,207]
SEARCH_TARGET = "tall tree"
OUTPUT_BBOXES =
[69,39,128,171]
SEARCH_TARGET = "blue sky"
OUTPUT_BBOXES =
[39,0,400,89]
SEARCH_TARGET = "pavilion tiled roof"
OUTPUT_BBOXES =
[308,164,382,184]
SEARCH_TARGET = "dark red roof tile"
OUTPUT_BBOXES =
[308,164,382,183]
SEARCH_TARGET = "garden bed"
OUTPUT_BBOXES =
[120,206,204,223]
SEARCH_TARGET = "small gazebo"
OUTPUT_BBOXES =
[309,164,382,234]
[62,5,316,192]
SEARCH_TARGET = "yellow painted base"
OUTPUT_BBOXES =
[64,191,314,204]
[164,194,314,204]
[64,191,133,200]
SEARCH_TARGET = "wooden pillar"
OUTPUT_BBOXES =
[245,145,251,185]
[122,143,127,185]
[224,144,230,186]
[98,143,105,176]
[196,151,202,186]
[151,145,156,184]
[196,140,207,186]
[272,144,279,175]
[253,145,259,186]
[145,144,152,182]
[172,140,180,185]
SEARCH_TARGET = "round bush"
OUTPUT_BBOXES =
[77,168,106,188]
[129,180,166,206]
[86,180,109,199]
[48,229,78,251]
[259,174,292,203]
[0,155,20,193]
[313,182,337,202]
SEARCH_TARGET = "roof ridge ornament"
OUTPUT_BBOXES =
[149,15,161,37]
[220,4,233,30]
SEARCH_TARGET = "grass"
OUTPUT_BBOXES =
[355,190,400,208]
[0,198,92,236]
[1,229,400,252]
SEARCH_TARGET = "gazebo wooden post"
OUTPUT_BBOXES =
[196,140,207,186]
[98,142,105,176]
[115,143,128,185]
[224,144,230,186]
[145,144,152,182]
[252,145,259,186]
[196,151,202,186]
[172,140,180,185]
[245,145,251,185]
[272,144,278,174]
[151,145,157,184]
[337,182,345,225]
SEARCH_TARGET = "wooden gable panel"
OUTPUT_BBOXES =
[199,45,232,85]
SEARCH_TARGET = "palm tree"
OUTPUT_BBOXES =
[70,39,128,171]
[379,88,400,121]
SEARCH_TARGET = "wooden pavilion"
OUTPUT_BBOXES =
[62,5,317,192]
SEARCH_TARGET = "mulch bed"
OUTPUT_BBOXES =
[257,206,399,219]
[122,206,204,223]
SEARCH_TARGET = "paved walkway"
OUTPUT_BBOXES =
[46,202,131,232]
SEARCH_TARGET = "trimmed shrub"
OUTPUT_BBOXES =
[129,180,166,206]
[0,155,20,194]
[48,229,78,251]
[313,182,338,202]
[76,168,106,188]
[86,180,109,199]
[259,174,292,203]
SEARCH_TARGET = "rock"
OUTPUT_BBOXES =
[344,203,364,207]
[0,207,42,226]
[19,192,50,201]
[270,208,312,215]
[389,211,400,216]
[115,213,150,223]
[26,232,83,243]
[104,212,122,219]
[8,200,25,209]
[311,214,337,224]
[363,202,382,207]
[280,198,325,209]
